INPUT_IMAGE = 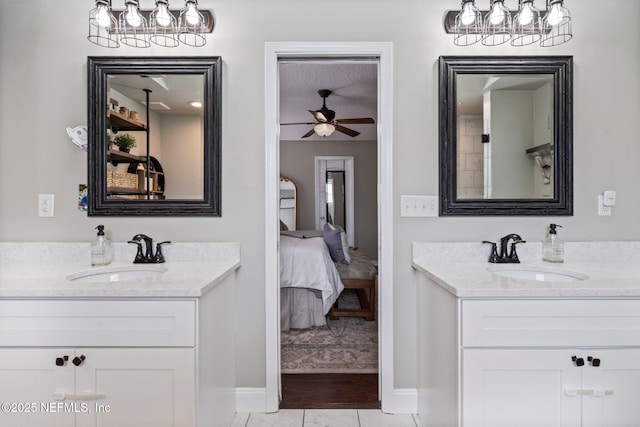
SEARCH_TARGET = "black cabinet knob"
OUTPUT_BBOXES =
[572,356,584,366]
[588,356,601,367]
[55,355,69,366]
[72,355,86,366]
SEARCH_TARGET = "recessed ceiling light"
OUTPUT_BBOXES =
[189,101,203,108]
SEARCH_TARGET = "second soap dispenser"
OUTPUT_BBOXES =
[542,223,564,263]
[91,225,113,266]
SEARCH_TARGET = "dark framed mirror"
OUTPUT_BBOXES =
[88,56,221,216]
[439,56,573,216]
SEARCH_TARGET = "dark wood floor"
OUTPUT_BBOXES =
[280,374,380,409]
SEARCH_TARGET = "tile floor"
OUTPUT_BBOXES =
[231,410,420,427]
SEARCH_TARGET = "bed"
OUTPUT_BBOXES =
[280,232,344,331]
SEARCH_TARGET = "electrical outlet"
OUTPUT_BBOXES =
[38,194,54,217]
[401,195,438,217]
[597,195,611,216]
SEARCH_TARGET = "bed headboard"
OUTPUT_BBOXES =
[279,176,296,231]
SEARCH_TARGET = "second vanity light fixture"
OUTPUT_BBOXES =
[447,0,572,47]
[88,0,213,48]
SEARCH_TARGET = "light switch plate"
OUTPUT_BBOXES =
[401,195,438,217]
[597,195,611,216]
[38,194,54,217]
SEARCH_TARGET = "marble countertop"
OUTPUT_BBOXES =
[0,242,240,298]
[412,241,640,298]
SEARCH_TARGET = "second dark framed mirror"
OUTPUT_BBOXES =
[88,56,221,216]
[439,55,573,216]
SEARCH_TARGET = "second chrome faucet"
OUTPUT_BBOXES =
[128,234,171,263]
[483,233,526,263]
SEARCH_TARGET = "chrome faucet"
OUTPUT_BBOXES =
[483,233,526,263]
[128,234,171,263]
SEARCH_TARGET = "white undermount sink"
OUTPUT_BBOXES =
[67,266,168,283]
[488,266,588,282]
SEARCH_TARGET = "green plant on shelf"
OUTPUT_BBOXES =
[113,133,137,152]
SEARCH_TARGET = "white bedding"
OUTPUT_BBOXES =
[280,235,344,315]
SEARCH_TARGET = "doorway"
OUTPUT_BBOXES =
[264,42,394,413]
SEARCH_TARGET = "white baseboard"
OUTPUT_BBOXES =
[236,387,270,414]
[391,388,418,414]
[235,387,417,414]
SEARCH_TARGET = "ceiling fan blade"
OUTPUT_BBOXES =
[334,124,360,137]
[280,122,317,126]
[335,117,375,125]
[301,128,316,138]
[309,110,327,122]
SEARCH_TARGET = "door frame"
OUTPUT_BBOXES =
[315,156,355,246]
[264,41,394,413]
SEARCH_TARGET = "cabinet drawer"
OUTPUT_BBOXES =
[0,300,195,347]
[462,299,640,348]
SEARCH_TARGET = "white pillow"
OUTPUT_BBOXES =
[327,223,351,264]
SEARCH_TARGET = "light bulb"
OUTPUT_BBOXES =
[488,4,506,25]
[125,4,142,27]
[460,3,477,26]
[517,4,534,26]
[546,4,564,26]
[156,3,171,27]
[185,3,201,26]
[95,4,112,28]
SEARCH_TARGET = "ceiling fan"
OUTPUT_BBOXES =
[281,89,375,138]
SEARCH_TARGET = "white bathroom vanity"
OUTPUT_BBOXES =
[0,242,240,427]
[413,242,640,427]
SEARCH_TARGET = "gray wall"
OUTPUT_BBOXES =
[281,140,378,259]
[1,0,639,391]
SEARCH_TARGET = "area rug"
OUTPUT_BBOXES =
[281,289,378,374]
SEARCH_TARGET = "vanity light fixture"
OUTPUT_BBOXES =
[119,0,151,48]
[149,0,179,47]
[87,0,213,48]
[314,123,336,137]
[177,0,207,47]
[447,0,572,47]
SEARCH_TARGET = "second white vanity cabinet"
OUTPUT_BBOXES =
[416,272,640,427]
[0,275,236,427]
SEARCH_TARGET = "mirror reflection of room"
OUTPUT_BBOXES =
[456,73,554,200]
[106,74,205,201]
[326,171,346,231]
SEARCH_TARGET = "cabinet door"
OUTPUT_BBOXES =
[74,348,195,427]
[581,349,640,427]
[463,349,581,427]
[0,349,75,427]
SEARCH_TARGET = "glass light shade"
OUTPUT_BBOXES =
[88,0,119,48]
[119,0,151,47]
[150,0,179,47]
[482,0,511,46]
[454,0,483,46]
[314,123,336,137]
[178,0,206,47]
[511,0,542,46]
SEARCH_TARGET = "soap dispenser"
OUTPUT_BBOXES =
[91,225,113,266]
[542,223,564,263]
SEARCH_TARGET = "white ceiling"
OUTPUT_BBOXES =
[279,61,378,141]
[109,74,204,116]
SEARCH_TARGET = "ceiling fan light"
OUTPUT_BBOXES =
[314,123,335,137]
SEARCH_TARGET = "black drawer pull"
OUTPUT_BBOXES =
[72,355,86,366]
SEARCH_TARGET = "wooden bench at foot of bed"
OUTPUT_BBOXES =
[329,248,377,321]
